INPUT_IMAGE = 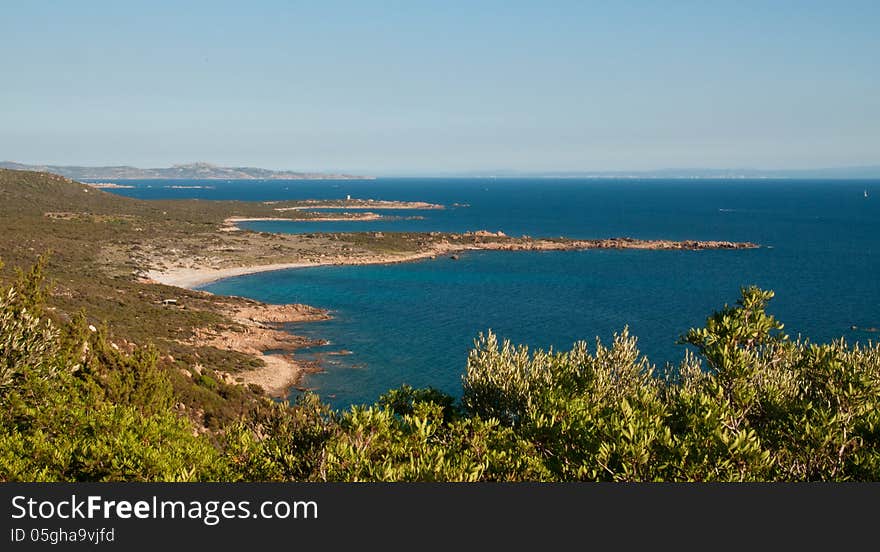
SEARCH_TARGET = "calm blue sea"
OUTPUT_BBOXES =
[109,178,880,408]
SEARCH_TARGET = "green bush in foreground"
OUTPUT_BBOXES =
[0,260,228,481]
[1,259,879,481]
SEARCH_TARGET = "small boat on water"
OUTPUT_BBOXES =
[865,189,869,198]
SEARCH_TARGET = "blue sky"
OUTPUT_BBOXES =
[2,1,878,174]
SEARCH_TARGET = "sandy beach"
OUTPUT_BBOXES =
[182,299,330,398]
[144,233,757,397]
[145,249,452,397]
[146,235,757,290]
[145,261,315,288]
[145,248,452,289]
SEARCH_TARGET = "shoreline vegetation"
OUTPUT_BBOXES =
[0,168,755,414]
[142,228,756,395]
[3,168,879,482]
[5,262,880,482]
[0,169,758,404]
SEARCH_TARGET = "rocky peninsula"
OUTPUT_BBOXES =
[0,168,759,408]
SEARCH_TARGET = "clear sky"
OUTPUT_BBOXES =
[2,0,878,175]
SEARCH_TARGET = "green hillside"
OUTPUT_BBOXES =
[1,169,878,482]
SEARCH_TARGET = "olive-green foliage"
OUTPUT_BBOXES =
[318,399,543,482]
[224,388,543,482]
[223,392,336,481]
[0,293,58,391]
[461,286,880,481]
[2,257,878,481]
[463,327,674,480]
[0,261,228,481]
[378,383,458,420]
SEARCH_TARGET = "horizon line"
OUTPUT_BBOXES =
[4,160,880,176]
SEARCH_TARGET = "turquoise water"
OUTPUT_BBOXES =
[111,178,880,408]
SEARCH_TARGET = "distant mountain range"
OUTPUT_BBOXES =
[3,161,879,180]
[0,161,373,180]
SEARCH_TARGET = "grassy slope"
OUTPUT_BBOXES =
[0,170,303,427]
[0,169,526,428]
[0,169,755,430]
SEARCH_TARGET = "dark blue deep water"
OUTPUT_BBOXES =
[109,178,880,408]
